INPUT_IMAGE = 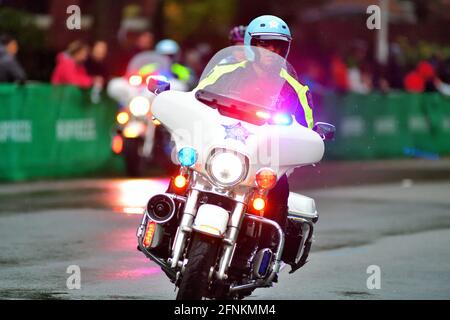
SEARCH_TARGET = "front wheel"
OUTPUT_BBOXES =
[176,233,219,300]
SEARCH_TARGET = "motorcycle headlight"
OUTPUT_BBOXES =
[129,96,150,116]
[207,149,248,187]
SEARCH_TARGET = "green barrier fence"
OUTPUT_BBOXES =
[1,84,450,181]
[0,83,123,181]
[319,92,450,160]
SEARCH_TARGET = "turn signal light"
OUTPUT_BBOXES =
[129,75,142,86]
[174,175,187,189]
[123,126,140,138]
[255,168,277,190]
[252,197,266,211]
[116,112,129,125]
[143,221,156,247]
[112,135,123,154]
[152,118,161,126]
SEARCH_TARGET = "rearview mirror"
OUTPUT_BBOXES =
[313,122,336,141]
[147,75,170,94]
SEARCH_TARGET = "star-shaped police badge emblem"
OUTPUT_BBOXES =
[222,122,252,144]
[269,20,279,28]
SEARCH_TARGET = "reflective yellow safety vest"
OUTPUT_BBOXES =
[196,61,314,129]
[139,63,192,82]
[138,63,158,77]
[171,63,191,82]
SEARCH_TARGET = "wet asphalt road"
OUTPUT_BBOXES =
[0,178,449,300]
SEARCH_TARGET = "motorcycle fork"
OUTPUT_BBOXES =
[169,189,200,268]
[142,123,154,158]
[216,202,246,281]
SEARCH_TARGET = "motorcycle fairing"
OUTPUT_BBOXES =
[152,90,324,187]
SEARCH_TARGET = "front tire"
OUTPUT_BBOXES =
[176,233,218,300]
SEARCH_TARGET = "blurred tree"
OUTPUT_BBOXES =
[92,0,124,44]
[0,7,48,79]
[400,0,450,22]
[235,0,329,27]
[0,7,45,51]
[162,0,237,45]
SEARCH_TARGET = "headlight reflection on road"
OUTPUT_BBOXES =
[103,267,162,280]
[113,178,169,215]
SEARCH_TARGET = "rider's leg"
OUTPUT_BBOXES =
[265,174,289,229]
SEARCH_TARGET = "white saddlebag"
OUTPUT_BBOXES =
[287,192,318,221]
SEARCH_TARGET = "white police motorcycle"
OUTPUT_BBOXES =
[107,51,188,176]
[137,46,334,299]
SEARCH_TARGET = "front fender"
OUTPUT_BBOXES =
[192,204,229,238]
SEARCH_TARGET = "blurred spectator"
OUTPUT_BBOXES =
[432,53,450,96]
[300,59,328,95]
[416,60,436,92]
[404,60,438,93]
[380,43,405,91]
[404,70,425,93]
[438,56,450,83]
[134,31,154,53]
[222,25,247,64]
[185,43,212,78]
[348,65,372,94]
[346,41,374,94]
[330,54,349,92]
[86,40,109,82]
[0,33,27,83]
[155,39,196,89]
[113,31,154,76]
[434,78,450,96]
[229,25,246,46]
[51,40,103,89]
[185,48,203,78]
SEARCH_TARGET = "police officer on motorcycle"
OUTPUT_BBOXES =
[155,39,196,89]
[229,25,247,45]
[221,25,247,65]
[197,15,314,265]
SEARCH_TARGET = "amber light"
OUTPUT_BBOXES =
[255,168,277,190]
[112,135,123,154]
[143,221,156,247]
[129,75,143,86]
[174,175,187,189]
[123,126,140,138]
[252,197,266,211]
[117,112,129,125]
[152,118,161,126]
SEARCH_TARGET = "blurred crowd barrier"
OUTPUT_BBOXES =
[319,92,450,160]
[0,83,123,181]
[1,84,450,181]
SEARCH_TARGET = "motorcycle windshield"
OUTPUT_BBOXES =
[196,45,300,125]
[126,51,171,78]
